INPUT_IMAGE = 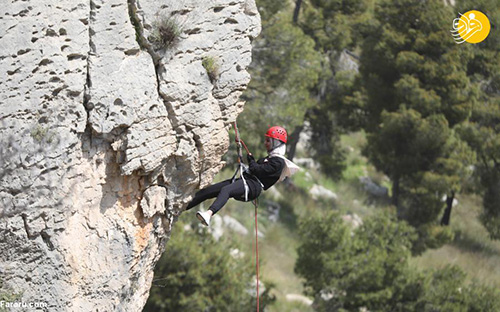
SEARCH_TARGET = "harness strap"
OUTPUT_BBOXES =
[231,165,264,201]
[240,162,250,202]
[250,174,265,189]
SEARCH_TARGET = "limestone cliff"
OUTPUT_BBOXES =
[0,0,260,310]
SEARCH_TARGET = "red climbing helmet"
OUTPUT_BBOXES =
[265,126,287,143]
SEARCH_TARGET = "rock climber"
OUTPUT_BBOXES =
[185,126,299,226]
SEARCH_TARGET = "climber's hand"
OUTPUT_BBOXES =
[247,153,254,162]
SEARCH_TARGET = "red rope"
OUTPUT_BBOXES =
[233,121,260,311]
[254,200,260,312]
[239,138,251,155]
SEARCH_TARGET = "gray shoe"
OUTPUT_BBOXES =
[196,211,211,226]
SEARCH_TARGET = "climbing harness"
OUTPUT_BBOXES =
[232,121,261,312]
[231,122,264,200]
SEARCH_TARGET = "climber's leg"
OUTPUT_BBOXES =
[208,179,246,214]
[185,179,232,210]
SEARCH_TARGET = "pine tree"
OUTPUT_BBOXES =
[454,0,500,239]
[238,0,322,155]
[294,0,370,177]
[295,211,500,311]
[144,221,275,311]
[352,0,478,250]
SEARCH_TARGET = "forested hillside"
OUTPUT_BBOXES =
[146,0,500,311]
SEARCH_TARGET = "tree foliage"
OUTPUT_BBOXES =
[144,221,274,311]
[336,0,484,250]
[292,0,371,178]
[295,211,500,311]
[239,2,322,153]
[299,0,368,53]
[295,211,419,311]
[453,0,500,239]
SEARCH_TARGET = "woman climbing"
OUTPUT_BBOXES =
[185,126,299,226]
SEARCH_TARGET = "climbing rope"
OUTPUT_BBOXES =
[254,199,260,312]
[233,122,260,312]
[232,122,250,201]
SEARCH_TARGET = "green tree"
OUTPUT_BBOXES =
[299,0,367,53]
[307,105,347,180]
[415,265,500,312]
[293,0,370,177]
[454,0,500,239]
[364,108,475,249]
[144,221,274,311]
[346,0,480,249]
[239,1,322,155]
[295,211,422,311]
[295,211,500,311]
[457,102,500,239]
[365,109,451,207]
[357,0,476,128]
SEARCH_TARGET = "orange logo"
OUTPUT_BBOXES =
[451,10,491,44]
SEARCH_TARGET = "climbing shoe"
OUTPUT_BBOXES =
[196,211,211,226]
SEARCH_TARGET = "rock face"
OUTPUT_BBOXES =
[0,0,260,310]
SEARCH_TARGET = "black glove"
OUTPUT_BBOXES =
[247,153,255,163]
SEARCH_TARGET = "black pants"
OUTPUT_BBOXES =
[186,178,262,214]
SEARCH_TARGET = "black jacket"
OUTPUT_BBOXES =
[246,154,285,190]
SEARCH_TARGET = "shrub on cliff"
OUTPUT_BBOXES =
[148,15,182,49]
[202,56,220,83]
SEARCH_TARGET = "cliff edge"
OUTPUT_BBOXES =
[0,0,260,310]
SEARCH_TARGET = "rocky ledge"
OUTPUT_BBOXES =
[0,0,260,310]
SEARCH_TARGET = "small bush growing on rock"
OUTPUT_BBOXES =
[0,278,22,310]
[30,124,56,144]
[202,56,220,83]
[148,15,182,49]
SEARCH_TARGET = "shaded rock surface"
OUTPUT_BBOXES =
[0,0,260,310]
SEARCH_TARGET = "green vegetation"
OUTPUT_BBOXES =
[30,125,49,142]
[148,0,500,310]
[158,147,500,310]
[202,56,220,83]
[238,1,322,154]
[148,15,182,49]
[144,219,274,311]
[349,0,481,252]
[454,0,500,239]
[411,194,500,288]
[30,124,56,144]
[148,148,500,310]
[0,278,21,312]
[296,211,500,311]
[295,0,372,178]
